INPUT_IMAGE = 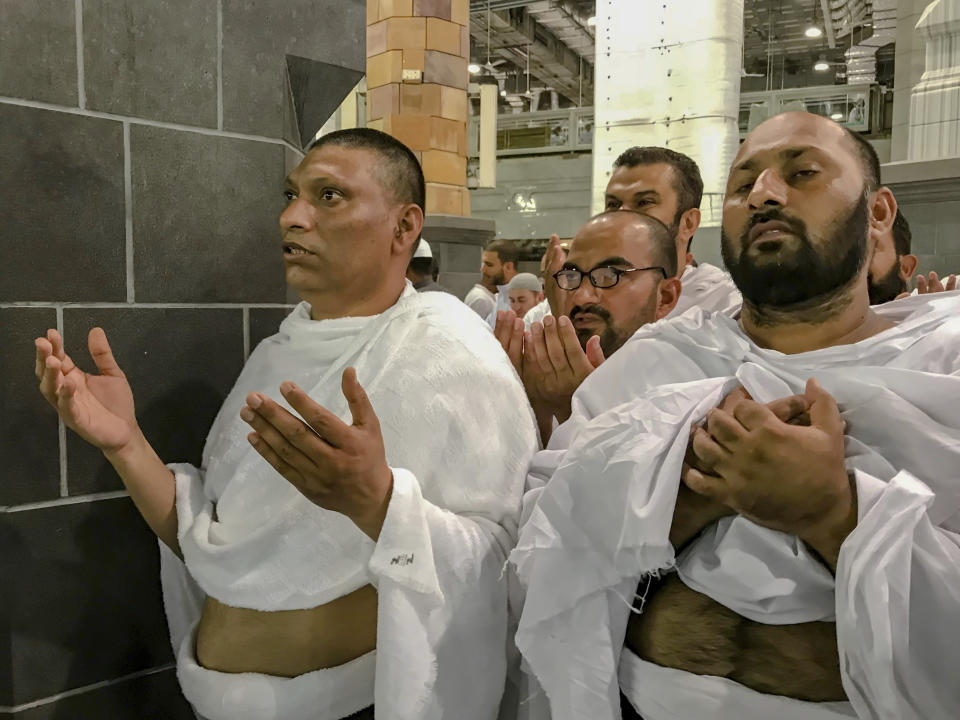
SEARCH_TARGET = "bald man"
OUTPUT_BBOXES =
[513,112,960,720]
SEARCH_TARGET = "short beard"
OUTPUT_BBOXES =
[721,194,869,325]
[868,262,907,305]
[570,294,658,357]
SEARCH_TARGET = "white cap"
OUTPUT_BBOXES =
[413,238,433,259]
[508,273,542,292]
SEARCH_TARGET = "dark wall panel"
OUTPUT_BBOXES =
[0,0,78,106]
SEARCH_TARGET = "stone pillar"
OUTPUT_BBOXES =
[0,0,363,714]
[591,0,743,252]
[892,0,938,160]
[366,0,471,216]
[907,0,960,160]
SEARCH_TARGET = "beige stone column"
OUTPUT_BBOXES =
[366,0,471,215]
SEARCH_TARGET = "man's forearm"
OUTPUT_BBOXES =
[104,431,179,555]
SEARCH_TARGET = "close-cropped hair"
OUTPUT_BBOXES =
[842,127,881,192]
[485,239,520,267]
[593,209,678,278]
[307,128,426,213]
[613,146,704,220]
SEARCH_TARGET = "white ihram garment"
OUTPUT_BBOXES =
[512,290,960,720]
[160,283,537,720]
[666,262,742,319]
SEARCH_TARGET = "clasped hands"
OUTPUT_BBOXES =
[240,368,394,541]
[678,380,856,570]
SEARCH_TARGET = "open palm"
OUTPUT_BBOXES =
[35,328,138,452]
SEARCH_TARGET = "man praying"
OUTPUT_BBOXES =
[35,128,537,720]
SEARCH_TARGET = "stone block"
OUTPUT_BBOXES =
[0,308,61,506]
[130,125,287,304]
[429,116,464,153]
[249,308,295,353]
[367,0,380,23]
[82,0,217,127]
[384,113,433,151]
[11,668,194,720]
[63,307,244,494]
[403,47,426,71]
[367,20,388,56]
[936,202,960,254]
[367,117,386,131]
[462,186,471,216]
[425,18,461,55]
[450,0,469,25]
[386,16,426,49]
[367,50,404,88]
[367,83,400,120]
[424,50,468,89]
[221,0,365,141]
[379,0,413,19]
[414,0,451,20]
[0,104,125,302]
[461,23,470,56]
[422,149,467,185]
[426,181,465,215]
[0,0,78,105]
[439,85,468,121]
[400,82,443,115]
[2,498,176,705]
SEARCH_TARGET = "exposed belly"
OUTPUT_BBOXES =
[624,574,846,702]
[195,584,378,677]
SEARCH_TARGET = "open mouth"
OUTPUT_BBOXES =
[282,242,312,256]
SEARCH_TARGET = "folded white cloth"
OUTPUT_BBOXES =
[162,282,538,720]
[513,291,960,720]
[177,623,375,720]
[667,262,742,319]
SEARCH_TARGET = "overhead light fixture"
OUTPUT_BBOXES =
[500,89,507,97]
[586,15,596,26]
[805,26,823,38]
[468,63,481,74]
[830,112,843,120]
[814,55,830,72]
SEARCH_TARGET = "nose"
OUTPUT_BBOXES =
[747,168,788,211]
[570,277,601,308]
[280,196,313,233]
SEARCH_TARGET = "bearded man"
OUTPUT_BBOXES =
[512,113,960,720]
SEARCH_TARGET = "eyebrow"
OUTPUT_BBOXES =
[732,146,817,173]
[563,256,635,271]
[283,174,344,191]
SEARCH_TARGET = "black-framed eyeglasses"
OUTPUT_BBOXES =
[553,265,667,291]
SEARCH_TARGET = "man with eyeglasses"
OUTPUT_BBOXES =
[512,112,960,720]
[497,210,680,443]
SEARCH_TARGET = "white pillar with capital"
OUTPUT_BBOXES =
[907,0,960,159]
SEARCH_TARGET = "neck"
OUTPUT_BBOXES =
[740,280,894,355]
[302,277,407,321]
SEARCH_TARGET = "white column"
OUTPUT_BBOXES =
[591,0,743,229]
[907,0,960,160]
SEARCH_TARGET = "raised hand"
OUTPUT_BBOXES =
[542,234,566,318]
[916,271,958,295]
[35,328,139,453]
[494,309,524,374]
[523,315,604,424]
[241,368,394,540]
[684,379,855,569]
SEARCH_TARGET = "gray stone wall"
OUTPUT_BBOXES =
[0,1,364,716]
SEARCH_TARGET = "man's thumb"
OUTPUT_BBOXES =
[805,378,843,433]
[586,335,605,368]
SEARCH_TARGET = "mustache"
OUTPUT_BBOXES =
[568,304,612,323]
[742,208,808,242]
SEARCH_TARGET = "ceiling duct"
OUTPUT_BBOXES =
[843,0,897,84]
[522,1,595,59]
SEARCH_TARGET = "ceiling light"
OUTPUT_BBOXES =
[814,56,830,72]
[468,63,481,74]
[805,26,823,38]
[830,112,843,120]
[500,89,507,96]
[586,15,596,26]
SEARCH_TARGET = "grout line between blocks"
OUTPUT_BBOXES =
[123,121,134,302]
[217,0,223,130]
[242,306,250,359]
[0,663,174,713]
[0,96,303,155]
[75,0,85,109]
[56,306,68,497]
[2,490,129,514]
